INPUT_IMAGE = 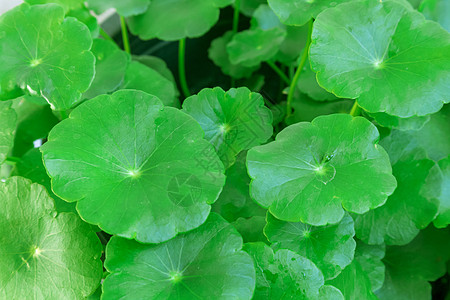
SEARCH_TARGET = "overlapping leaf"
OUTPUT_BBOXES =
[419,0,450,32]
[86,0,150,17]
[103,213,255,299]
[41,90,225,243]
[0,4,95,111]
[0,177,103,299]
[0,101,16,164]
[247,114,397,225]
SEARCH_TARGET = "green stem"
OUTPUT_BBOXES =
[232,0,241,34]
[349,100,362,117]
[266,61,290,85]
[120,16,131,54]
[231,78,236,88]
[286,19,314,120]
[178,39,191,98]
[99,28,114,43]
[5,156,20,165]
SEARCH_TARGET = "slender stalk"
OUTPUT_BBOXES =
[349,101,362,117]
[178,39,191,98]
[120,16,131,54]
[99,28,114,43]
[231,78,236,89]
[4,156,20,165]
[286,19,314,120]
[232,0,241,34]
[266,61,290,85]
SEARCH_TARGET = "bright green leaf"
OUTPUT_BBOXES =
[244,242,325,299]
[86,0,150,17]
[233,216,267,243]
[239,0,267,17]
[119,61,179,107]
[419,0,450,32]
[103,213,255,300]
[297,57,338,101]
[24,0,84,12]
[355,146,440,246]
[128,0,233,41]
[268,0,350,26]
[354,240,386,292]
[310,0,450,117]
[41,90,225,243]
[247,114,397,225]
[82,39,129,100]
[133,55,178,86]
[0,100,17,164]
[433,156,450,227]
[209,31,259,79]
[0,176,103,299]
[66,7,99,38]
[183,87,273,168]
[318,285,344,300]
[12,148,76,214]
[376,226,450,300]
[265,213,356,280]
[227,27,287,67]
[0,4,95,111]
[368,111,430,131]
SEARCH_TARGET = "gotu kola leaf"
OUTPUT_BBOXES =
[24,0,84,13]
[432,156,450,228]
[127,0,233,41]
[264,212,356,280]
[86,0,150,17]
[40,90,225,244]
[0,100,17,164]
[103,213,256,300]
[0,3,95,111]
[182,87,273,168]
[309,0,450,117]
[0,176,103,299]
[247,114,397,225]
[419,0,450,32]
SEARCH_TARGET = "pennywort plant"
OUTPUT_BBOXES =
[0,0,449,299]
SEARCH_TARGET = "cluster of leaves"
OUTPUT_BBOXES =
[0,0,449,299]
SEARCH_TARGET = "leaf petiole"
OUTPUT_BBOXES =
[178,38,191,98]
[99,28,115,43]
[4,156,20,165]
[349,101,362,117]
[266,61,290,85]
[120,16,131,54]
[232,0,241,35]
[286,18,314,121]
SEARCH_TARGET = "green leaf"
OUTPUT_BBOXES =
[0,100,17,164]
[433,156,450,227]
[128,0,233,41]
[0,4,95,111]
[251,4,283,30]
[41,90,225,243]
[297,57,338,101]
[239,0,267,17]
[227,27,287,67]
[119,61,179,107]
[275,24,309,64]
[265,213,356,280]
[233,216,268,243]
[103,213,255,300]
[182,87,273,168]
[209,31,259,79]
[82,39,129,100]
[328,259,378,300]
[268,0,350,26]
[24,0,84,12]
[12,148,76,214]
[133,55,178,87]
[66,7,100,38]
[247,114,397,225]
[11,96,59,157]
[368,111,430,131]
[376,226,450,300]
[318,285,344,300]
[355,147,440,245]
[354,241,386,292]
[86,0,150,17]
[212,152,266,222]
[244,242,325,299]
[0,176,103,299]
[419,0,450,32]
[310,0,450,117]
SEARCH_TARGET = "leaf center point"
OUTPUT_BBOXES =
[373,59,384,70]
[169,271,183,283]
[30,58,42,67]
[127,169,141,178]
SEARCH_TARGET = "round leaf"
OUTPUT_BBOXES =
[297,57,338,101]
[133,55,178,86]
[66,7,100,38]
[309,0,450,117]
[368,111,430,131]
[244,242,325,299]
[264,213,356,280]
[86,0,150,17]
[127,0,233,41]
[183,87,273,168]
[268,0,351,26]
[354,241,386,292]
[433,156,450,227]
[239,0,267,17]
[419,0,450,32]
[103,213,255,300]
[41,90,225,243]
[119,61,179,107]
[0,177,103,299]
[0,4,95,111]
[82,39,129,100]
[247,114,397,225]
[355,148,440,245]
[209,31,259,79]
[0,100,17,164]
